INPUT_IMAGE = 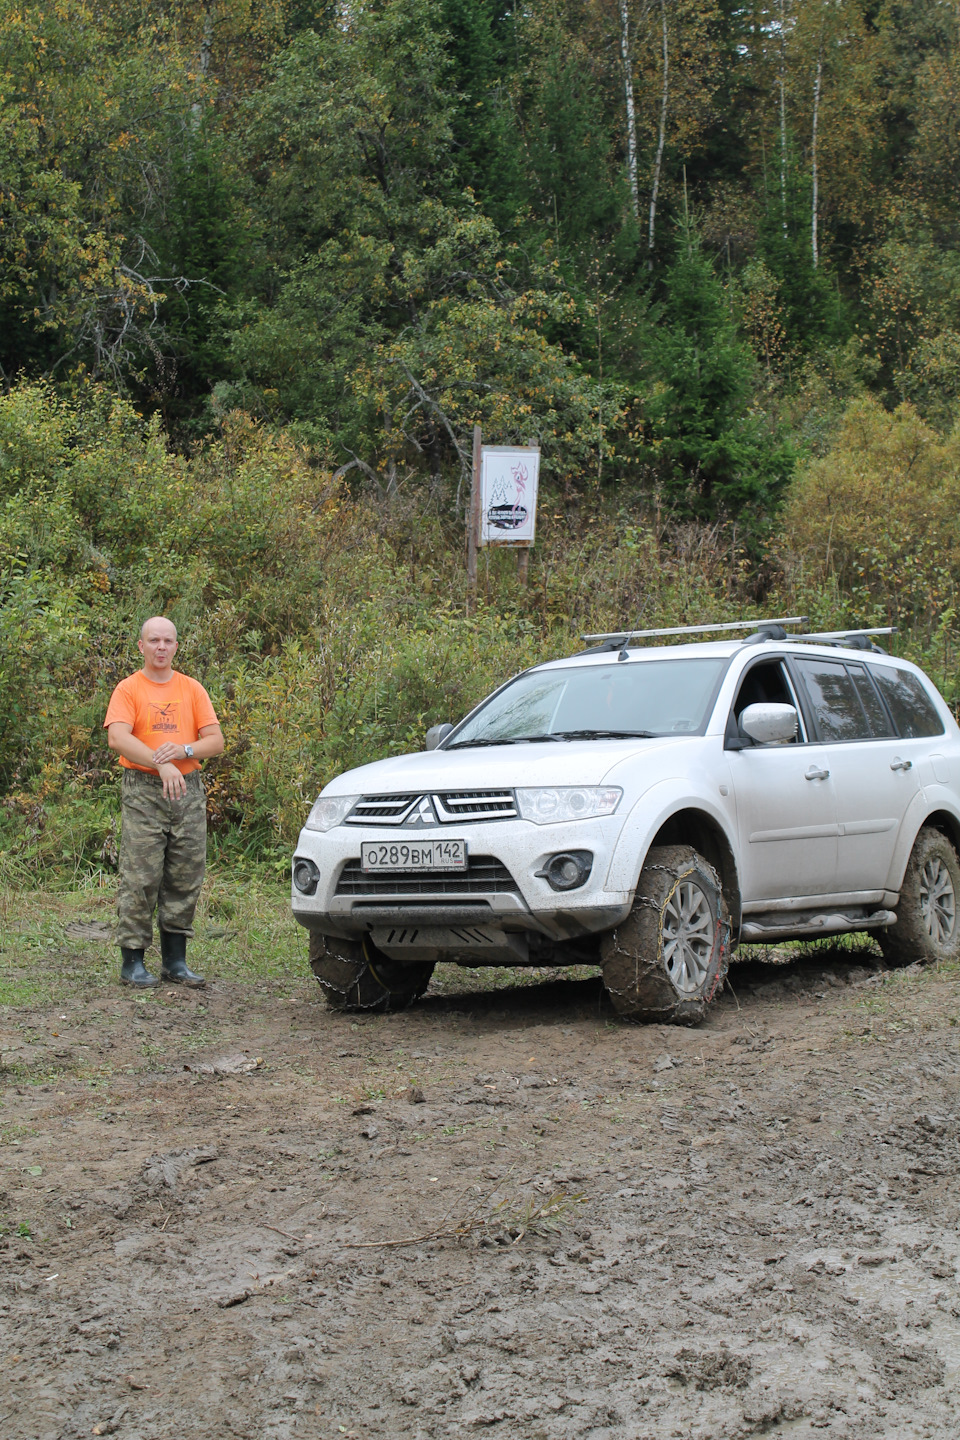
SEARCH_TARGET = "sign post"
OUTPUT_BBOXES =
[479,444,540,586]
[466,424,482,603]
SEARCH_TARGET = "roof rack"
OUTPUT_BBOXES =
[580,617,808,644]
[791,627,895,643]
[579,619,896,656]
[786,626,896,653]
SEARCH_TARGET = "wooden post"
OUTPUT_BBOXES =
[467,424,481,602]
[517,548,529,587]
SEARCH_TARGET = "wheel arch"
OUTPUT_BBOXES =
[645,807,742,930]
[887,799,960,892]
[922,808,960,852]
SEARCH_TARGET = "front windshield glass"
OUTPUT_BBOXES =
[449,658,728,746]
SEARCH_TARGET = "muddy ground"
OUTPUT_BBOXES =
[2,927,960,1440]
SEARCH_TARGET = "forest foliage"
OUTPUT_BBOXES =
[2,0,960,878]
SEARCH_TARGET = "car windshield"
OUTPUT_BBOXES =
[449,657,728,746]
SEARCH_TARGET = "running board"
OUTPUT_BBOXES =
[740,909,896,943]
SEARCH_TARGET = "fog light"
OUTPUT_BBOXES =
[293,857,321,895]
[537,850,593,892]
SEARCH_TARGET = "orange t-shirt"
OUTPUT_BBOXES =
[103,672,219,774]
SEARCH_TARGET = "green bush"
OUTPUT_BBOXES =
[2,381,958,884]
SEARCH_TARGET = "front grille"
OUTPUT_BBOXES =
[336,856,520,896]
[345,790,518,826]
[435,791,518,822]
[346,794,419,825]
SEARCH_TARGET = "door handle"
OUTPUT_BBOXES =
[890,758,913,772]
[805,766,830,781]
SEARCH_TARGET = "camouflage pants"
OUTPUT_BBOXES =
[116,769,207,949]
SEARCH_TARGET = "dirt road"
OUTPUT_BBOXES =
[2,939,959,1440]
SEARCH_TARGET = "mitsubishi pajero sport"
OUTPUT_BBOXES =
[291,619,960,1024]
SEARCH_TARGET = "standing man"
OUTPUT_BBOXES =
[104,617,224,988]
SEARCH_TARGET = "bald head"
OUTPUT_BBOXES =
[141,616,177,643]
[138,616,178,679]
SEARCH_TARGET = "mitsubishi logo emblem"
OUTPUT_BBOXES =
[403,795,438,827]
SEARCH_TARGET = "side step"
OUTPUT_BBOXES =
[740,908,896,943]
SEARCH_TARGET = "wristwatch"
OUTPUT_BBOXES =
[183,744,194,759]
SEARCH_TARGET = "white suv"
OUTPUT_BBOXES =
[291,620,960,1023]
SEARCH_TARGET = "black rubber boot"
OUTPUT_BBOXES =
[159,930,205,988]
[120,948,159,988]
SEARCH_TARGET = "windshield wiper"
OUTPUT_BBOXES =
[447,734,561,749]
[554,729,658,740]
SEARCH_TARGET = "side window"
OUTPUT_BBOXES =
[846,664,894,738]
[732,659,803,743]
[870,665,945,738]
[794,658,871,742]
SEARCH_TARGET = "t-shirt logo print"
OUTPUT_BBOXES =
[149,702,181,734]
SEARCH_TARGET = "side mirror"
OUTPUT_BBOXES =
[425,722,454,751]
[739,702,798,745]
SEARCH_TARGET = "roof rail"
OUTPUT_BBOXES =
[580,617,808,644]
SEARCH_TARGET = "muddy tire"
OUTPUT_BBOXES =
[308,932,434,1012]
[878,827,960,967]
[599,844,731,1025]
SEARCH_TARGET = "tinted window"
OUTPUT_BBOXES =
[870,665,945,738]
[795,659,871,742]
[733,660,803,743]
[450,658,728,745]
[847,664,894,738]
[734,660,794,716]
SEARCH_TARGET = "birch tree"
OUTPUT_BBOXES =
[649,0,669,254]
[618,0,643,220]
[810,24,822,266]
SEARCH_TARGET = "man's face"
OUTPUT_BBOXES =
[138,621,178,670]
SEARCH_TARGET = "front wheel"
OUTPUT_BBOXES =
[879,827,960,966]
[308,932,435,1011]
[599,844,730,1025]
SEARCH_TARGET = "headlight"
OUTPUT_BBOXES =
[515,786,622,824]
[304,795,359,832]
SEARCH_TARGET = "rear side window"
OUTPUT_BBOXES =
[847,664,894,738]
[794,659,872,741]
[870,665,945,738]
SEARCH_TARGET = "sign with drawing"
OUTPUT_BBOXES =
[479,446,540,547]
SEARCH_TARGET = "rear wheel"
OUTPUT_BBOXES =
[878,827,960,966]
[600,844,730,1025]
[308,932,434,1011]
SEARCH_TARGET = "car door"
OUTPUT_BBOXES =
[726,657,840,904]
[790,656,924,895]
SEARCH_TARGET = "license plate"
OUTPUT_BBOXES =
[360,839,467,872]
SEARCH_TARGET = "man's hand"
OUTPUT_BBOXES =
[153,741,186,766]
[158,761,187,800]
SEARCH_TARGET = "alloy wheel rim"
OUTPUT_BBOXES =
[662,881,715,993]
[920,856,956,945]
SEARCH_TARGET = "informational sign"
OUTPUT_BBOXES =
[479,446,540,548]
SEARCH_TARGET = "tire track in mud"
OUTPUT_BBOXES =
[1,948,959,1439]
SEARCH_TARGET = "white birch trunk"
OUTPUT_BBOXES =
[778,0,788,237]
[648,0,669,255]
[811,36,823,268]
[619,0,640,220]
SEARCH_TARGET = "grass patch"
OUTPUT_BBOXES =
[0,870,308,1010]
[1,873,601,1011]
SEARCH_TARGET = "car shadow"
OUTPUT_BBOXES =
[407,943,892,1025]
[417,973,612,1022]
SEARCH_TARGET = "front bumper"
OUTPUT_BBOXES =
[290,816,633,952]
